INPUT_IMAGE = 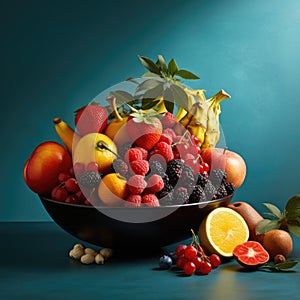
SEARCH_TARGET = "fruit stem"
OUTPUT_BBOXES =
[106,95,123,122]
[96,141,120,159]
[223,147,228,155]
[53,117,62,124]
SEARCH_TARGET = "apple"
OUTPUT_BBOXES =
[201,147,247,189]
[24,141,72,195]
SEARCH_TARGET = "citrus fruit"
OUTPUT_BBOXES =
[233,241,269,268]
[98,173,128,206]
[73,133,117,173]
[198,207,249,257]
[262,229,293,258]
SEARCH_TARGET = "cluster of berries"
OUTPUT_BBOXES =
[50,162,102,205]
[159,232,221,276]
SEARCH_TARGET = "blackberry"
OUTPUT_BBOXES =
[166,159,183,186]
[196,172,208,188]
[173,187,189,205]
[215,184,228,199]
[118,142,132,158]
[180,168,196,193]
[112,159,128,176]
[149,160,165,176]
[203,180,217,201]
[224,182,235,195]
[159,191,174,206]
[189,185,206,203]
[155,182,173,199]
[209,169,227,188]
[78,171,101,188]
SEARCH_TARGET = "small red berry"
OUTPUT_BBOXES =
[175,244,187,257]
[210,254,221,268]
[65,178,80,193]
[73,162,85,175]
[183,261,196,276]
[176,255,188,269]
[184,245,198,260]
[191,256,203,270]
[87,162,99,171]
[199,261,212,275]
[58,172,71,183]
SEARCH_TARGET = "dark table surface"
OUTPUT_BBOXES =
[0,222,299,300]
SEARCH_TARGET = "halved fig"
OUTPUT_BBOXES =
[233,241,269,268]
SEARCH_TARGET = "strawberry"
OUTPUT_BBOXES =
[75,101,108,135]
[126,109,162,151]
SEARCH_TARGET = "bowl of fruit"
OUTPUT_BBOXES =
[24,55,246,250]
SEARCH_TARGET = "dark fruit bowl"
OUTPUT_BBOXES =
[39,194,233,250]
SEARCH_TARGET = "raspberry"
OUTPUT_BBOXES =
[147,174,164,193]
[124,148,143,163]
[134,147,148,160]
[161,112,176,129]
[112,159,128,176]
[159,134,172,145]
[163,128,176,139]
[142,193,160,207]
[154,142,174,163]
[127,175,147,195]
[130,159,149,176]
[125,194,142,207]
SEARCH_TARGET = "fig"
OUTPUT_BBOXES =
[262,229,293,259]
[233,241,269,268]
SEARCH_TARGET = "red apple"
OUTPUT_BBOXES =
[201,147,247,189]
[23,141,72,195]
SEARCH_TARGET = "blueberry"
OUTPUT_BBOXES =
[159,255,173,269]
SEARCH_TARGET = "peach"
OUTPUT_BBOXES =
[24,141,72,195]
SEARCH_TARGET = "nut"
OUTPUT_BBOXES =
[80,254,95,264]
[73,243,85,250]
[85,248,97,256]
[274,254,286,264]
[95,254,105,265]
[69,247,85,260]
[99,248,113,259]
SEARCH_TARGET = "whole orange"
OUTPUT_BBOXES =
[98,173,128,206]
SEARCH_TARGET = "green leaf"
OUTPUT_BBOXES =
[168,58,178,77]
[156,54,167,74]
[135,79,162,94]
[110,90,134,106]
[141,83,164,99]
[170,84,189,108]
[255,219,281,235]
[262,203,283,219]
[287,223,300,237]
[138,55,161,75]
[177,69,200,80]
[272,260,298,270]
[141,72,162,78]
[285,194,300,213]
[141,98,161,110]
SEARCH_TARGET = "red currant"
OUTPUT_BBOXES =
[210,254,221,268]
[51,186,68,202]
[198,261,212,275]
[58,172,70,183]
[191,256,203,270]
[184,245,198,260]
[175,244,187,257]
[191,135,199,145]
[183,261,196,276]
[73,162,85,175]
[87,162,99,171]
[65,194,79,204]
[176,255,188,269]
[65,178,80,193]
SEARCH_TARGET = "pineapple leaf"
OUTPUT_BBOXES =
[262,203,283,219]
[255,219,281,235]
[177,69,200,80]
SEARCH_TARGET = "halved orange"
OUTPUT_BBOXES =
[198,207,249,257]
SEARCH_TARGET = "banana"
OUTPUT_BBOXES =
[53,117,81,153]
[186,102,208,147]
[174,102,199,135]
[200,90,231,152]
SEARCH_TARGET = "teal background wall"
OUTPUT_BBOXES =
[1,0,300,221]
